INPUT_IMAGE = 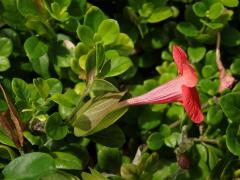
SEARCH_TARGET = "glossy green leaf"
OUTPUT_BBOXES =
[0,145,16,161]
[97,146,122,173]
[147,132,164,150]
[106,56,132,77]
[221,0,239,7]
[147,6,172,23]
[220,92,240,122]
[32,54,50,78]
[226,122,240,156]
[0,130,15,148]
[0,37,13,57]
[45,112,68,140]
[187,47,206,63]
[16,0,40,17]
[40,171,80,180]
[221,27,240,47]
[50,89,79,107]
[208,146,218,170]
[202,65,217,78]
[207,2,224,20]
[77,25,94,46]
[206,106,223,125]
[52,152,83,170]
[0,56,10,72]
[33,78,49,98]
[12,78,33,102]
[46,78,63,95]
[91,79,118,95]
[97,19,120,45]
[89,125,125,148]
[138,108,162,130]
[2,152,56,179]
[193,2,207,17]
[164,132,180,148]
[96,43,105,73]
[230,58,240,75]
[177,22,199,37]
[24,36,48,60]
[84,6,106,32]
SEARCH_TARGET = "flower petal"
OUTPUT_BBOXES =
[126,78,183,105]
[173,45,188,74]
[182,63,198,87]
[182,86,204,124]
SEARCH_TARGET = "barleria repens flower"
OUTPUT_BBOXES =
[125,45,204,124]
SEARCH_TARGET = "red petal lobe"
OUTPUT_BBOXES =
[182,86,204,124]
[173,45,188,74]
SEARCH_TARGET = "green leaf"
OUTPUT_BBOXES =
[96,43,105,73]
[16,0,40,17]
[0,130,15,148]
[138,3,154,18]
[89,125,125,148]
[230,58,240,75]
[187,47,206,63]
[85,49,96,75]
[84,6,106,32]
[158,124,171,137]
[45,113,68,140]
[0,37,13,57]
[226,122,240,156]
[192,2,207,17]
[110,33,134,56]
[97,146,122,173]
[50,89,79,107]
[138,108,162,130]
[202,65,217,78]
[177,22,199,37]
[147,6,173,23]
[33,78,49,99]
[208,146,218,170]
[77,25,94,46]
[2,152,56,179]
[97,19,120,45]
[166,104,185,121]
[23,131,41,146]
[52,152,83,170]
[12,78,33,102]
[207,2,224,20]
[147,132,164,150]
[46,78,63,95]
[221,27,240,47]
[0,144,16,161]
[206,106,223,125]
[91,79,118,95]
[221,0,239,7]
[196,144,208,163]
[220,92,240,122]
[164,132,180,148]
[82,169,107,180]
[199,79,218,95]
[0,56,10,72]
[40,171,80,180]
[32,54,50,78]
[106,56,132,77]
[24,36,48,60]
[1,0,26,30]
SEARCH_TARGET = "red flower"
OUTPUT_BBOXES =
[126,45,204,124]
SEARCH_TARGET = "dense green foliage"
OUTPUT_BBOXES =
[1,0,240,179]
